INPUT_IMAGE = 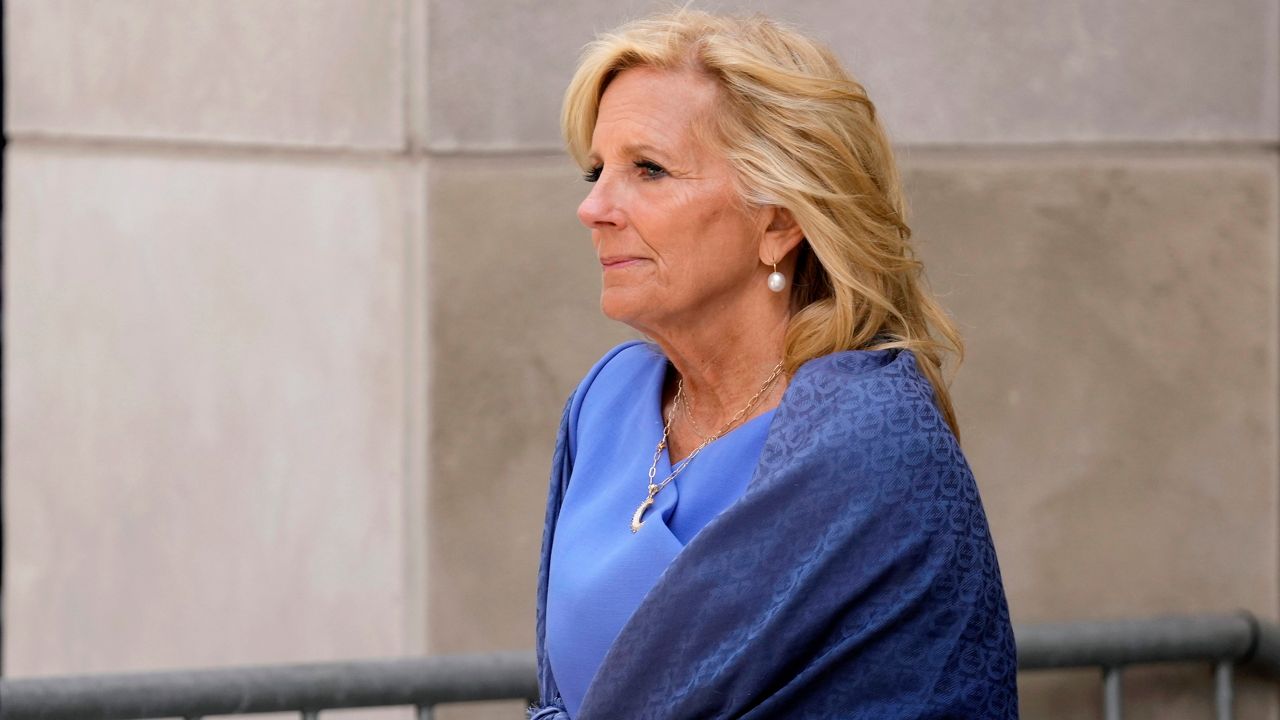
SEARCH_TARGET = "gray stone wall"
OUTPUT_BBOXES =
[4,1,1278,719]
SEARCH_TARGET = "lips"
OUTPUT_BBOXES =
[600,256,646,269]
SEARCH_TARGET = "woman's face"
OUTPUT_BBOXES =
[577,66,768,335]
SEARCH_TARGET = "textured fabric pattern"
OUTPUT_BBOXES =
[531,347,1018,719]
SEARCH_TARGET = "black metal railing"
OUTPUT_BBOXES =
[1,611,1276,720]
[0,651,537,720]
[1016,611,1280,720]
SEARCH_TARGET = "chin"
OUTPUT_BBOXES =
[599,288,658,329]
[599,294,636,324]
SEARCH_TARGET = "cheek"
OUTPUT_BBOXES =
[690,202,760,269]
[635,183,758,285]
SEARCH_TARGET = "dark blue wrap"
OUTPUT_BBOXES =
[533,348,1019,719]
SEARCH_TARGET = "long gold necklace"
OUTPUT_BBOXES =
[631,361,785,533]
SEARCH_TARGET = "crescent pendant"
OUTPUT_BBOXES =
[631,496,654,533]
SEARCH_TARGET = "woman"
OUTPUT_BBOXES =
[533,9,1017,720]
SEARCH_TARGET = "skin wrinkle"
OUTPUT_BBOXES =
[576,66,805,463]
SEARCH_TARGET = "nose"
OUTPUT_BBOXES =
[577,174,625,231]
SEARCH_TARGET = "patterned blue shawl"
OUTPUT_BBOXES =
[532,348,1018,719]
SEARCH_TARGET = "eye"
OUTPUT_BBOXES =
[582,165,602,183]
[635,160,667,180]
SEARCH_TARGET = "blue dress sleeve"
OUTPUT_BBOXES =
[532,340,650,717]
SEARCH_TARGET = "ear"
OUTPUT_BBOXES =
[759,206,807,266]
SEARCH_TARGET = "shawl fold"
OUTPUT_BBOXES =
[532,348,1018,719]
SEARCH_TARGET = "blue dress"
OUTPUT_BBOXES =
[545,340,776,718]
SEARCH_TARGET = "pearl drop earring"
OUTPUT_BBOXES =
[767,261,787,293]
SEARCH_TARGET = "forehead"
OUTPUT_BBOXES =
[590,66,720,157]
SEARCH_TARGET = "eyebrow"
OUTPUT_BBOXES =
[587,142,671,161]
[622,143,664,156]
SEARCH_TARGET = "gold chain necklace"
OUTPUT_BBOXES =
[631,361,785,533]
[680,383,712,441]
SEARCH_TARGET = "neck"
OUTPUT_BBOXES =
[644,293,792,431]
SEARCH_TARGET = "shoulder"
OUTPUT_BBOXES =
[763,348,959,481]
[786,348,943,430]
[562,340,662,455]
[568,339,661,409]
[757,348,985,544]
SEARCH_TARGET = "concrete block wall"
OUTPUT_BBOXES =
[4,1,1278,718]
[3,0,432,694]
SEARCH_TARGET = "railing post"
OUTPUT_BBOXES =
[1214,660,1234,720]
[1102,666,1123,720]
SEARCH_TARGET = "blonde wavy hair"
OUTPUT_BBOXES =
[562,7,965,437]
